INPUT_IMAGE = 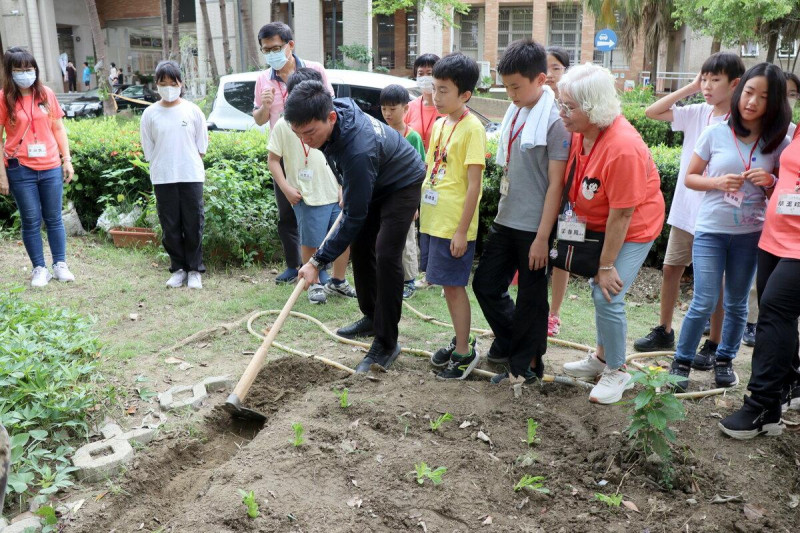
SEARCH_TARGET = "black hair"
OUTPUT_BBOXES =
[287,67,322,94]
[546,46,570,69]
[785,71,800,94]
[258,22,293,45]
[379,84,411,106]
[155,60,186,96]
[432,53,480,96]
[284,80,334,126]
[83,61,89,67]
[700,52,745,82]
[729,62,790,154]
[413,53,440,76]
[497,39,547,81]
[111,62,116,68]
[2,47,48,125]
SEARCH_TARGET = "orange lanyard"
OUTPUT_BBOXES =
[505,108,524,169]
[419,99,436,145]
[299,138,310,167]
[430,109,469,186]
[730,125,760,173]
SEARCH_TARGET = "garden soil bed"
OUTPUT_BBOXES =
[67,355,800,532]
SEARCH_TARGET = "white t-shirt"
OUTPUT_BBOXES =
[668,103,730,234]
[140,100,208,185]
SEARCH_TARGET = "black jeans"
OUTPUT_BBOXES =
[273,161,302,269]
[350,183,422,349]
[747,250,800,406]
[154,182,206,273]
[473,223,550,377]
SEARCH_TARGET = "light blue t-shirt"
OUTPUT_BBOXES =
[693,122,789,234]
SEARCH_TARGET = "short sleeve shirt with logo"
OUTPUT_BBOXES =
[0,86,65,171]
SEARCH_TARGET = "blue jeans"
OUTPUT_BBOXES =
[675,231,760,363]
[591,240,654,369]
[7,165,66,268]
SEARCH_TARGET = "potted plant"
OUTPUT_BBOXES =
[96,167,158,248]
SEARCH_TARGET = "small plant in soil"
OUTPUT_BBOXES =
[513,475,549,493]
[238,489,260,518]
[334,388,351,408]
[429,413,452,431]
[413,462,447,485]
[290,422,305,447]
[594,492,623,508]
[526,418,540,446]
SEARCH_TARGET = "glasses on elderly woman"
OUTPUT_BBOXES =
[555,99,578,118]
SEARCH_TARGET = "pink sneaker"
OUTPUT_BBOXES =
[547,313,561,337]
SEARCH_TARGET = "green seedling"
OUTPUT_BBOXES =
[526,418,540,446]
[238,489,260,518]
[413,462,447,485]
[334,388,351,408]
[429,412,452,431]
[290,422,304,447]
[594,492,623,508]
[513,475,549,493]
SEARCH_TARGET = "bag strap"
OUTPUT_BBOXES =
[559,157,578,213]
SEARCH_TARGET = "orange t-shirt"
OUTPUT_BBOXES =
[0,86,65,171]
[565,115,665,243]
[404,96,445,150]
[758,135,800,260]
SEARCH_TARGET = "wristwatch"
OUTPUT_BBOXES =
[309,256,325,271]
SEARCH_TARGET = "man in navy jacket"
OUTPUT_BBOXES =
[286,81,426,372]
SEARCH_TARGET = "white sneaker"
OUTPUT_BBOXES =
[52,262,75,282]
[590,367,633,405]
[563,352,606,379]
[187,271,202,289]
[31,266,52,288]
[166,269,187,288]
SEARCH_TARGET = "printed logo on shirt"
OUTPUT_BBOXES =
[562,139,569,149]
[581,177,601,200]
[181,120,188,127]
[366,114,386,138]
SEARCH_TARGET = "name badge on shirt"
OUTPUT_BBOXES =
[27,144,46,158]
[723,190,745,208]
[776,193,800,216]
[299,168,313,181]
[557,214,586,242]
[422,189,439,206]
[500,176,510,196]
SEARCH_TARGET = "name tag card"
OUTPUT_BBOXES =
[298,168,313,181]
[27,144,46,158]
[723,191,744,208]
[500,176,510,196]
[423,189,439,206]
[557,215,586,242]
[776,194,800,216]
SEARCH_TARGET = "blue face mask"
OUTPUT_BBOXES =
[12,70,36,89]
[265,47,288,70]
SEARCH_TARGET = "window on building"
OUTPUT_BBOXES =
[323,0,344,66]
[376,14,395,70]
[498,8,533,56]
[406,9,419,70]
[456,8,483,61]
[593,48,629,70]
[548,4,582,64]
[778,38,798,58]
[741,41,759,57]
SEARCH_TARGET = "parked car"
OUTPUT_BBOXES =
[115,85,160,112]
[206,69,501,135]
[61,86,127,119]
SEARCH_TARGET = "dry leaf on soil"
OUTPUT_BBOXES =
[743,503,766,520]
[622,500,639,512]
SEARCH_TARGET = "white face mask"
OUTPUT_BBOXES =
[416,76,434,93]
[265,47,289,70]
[158,85,181,102]
[12,70,36,89]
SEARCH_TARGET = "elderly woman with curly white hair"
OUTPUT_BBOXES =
[556,64,665,404]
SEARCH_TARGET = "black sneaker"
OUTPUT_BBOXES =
[486,342,509,365]
[436,348,480,380]
[668,359,691,392]
[742,322,756,347]
[703,319,711,336]
[355,340,401,373]
[430,335,476,368]
[781,382,800,413]
[337,316,375,339]
[490,367,539,385]
[633,325,675,352]
[719,395,783,440]
[402,281,416,299]
[714,359,739,388]
[692,339,718,371]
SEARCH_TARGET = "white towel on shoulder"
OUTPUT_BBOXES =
[495,85,555,167]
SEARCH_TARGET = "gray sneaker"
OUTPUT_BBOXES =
[308,283,327,304]
[324,279,357,298]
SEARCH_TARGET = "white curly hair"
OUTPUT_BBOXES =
[557,62,620,128]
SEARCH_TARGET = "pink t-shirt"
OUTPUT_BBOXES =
[0,86,65,170]
[404,95,445,151]
[759,135,800,260]
[253,57,334,128]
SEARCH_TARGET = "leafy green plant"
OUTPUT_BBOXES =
[429,413,452,432]
[35,505,59,532]
[594,492,623,508]
[526,418,540,446]
[334,388,351,408]
[238,489,260,518]
[290,423,305,447]
[513,475,549,493]
[413,462,447,485]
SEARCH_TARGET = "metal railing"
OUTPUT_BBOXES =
[639,71,697,93]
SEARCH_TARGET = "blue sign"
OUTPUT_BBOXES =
[595,28,617,51]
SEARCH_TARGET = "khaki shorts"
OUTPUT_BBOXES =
[663,226,694,267]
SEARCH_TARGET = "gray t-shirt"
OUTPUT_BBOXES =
[495,104,571,232]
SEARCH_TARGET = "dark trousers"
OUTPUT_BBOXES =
[273,162,302,269]
[747,250,800,406]
[154,182,206,273]
[473,223,550,377]
[350,183,422,349]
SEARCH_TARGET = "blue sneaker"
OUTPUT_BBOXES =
[276,267,298,284]
[318,269,331,285]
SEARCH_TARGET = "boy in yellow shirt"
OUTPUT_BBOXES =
[420,53,485,380]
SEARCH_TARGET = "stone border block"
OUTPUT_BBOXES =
[201,375,234,391]
[158,382,208,411]
[71,437,134,482]
[3,517,42,533]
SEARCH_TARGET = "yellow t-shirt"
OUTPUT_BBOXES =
[419,112,486,240]
[267,118,339,206]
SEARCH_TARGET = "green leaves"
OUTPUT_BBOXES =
[513,475,549,493]
[290,423,305,447]
[429,413,452,432]
[414,462,447,485]
[238,489,260,519]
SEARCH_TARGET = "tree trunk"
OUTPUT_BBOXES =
[160,0,169,59]
[82,0,116,116]
[171,0,181,60]
[650,38,660,92]
[239,0,259,70]
[199,0,220,82]
[710,38,721,54]
[765,31,779,63]
[219,0,233,74]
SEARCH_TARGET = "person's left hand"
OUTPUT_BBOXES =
[450,230,467,258]
[63,161,74,183]
[594,266,623,302]
[528,238,549,271]
[743,168,774,188]
[297,262,319,288]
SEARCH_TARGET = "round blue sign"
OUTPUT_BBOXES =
[594,29,617,51]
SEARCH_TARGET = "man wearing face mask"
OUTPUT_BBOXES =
[253,22,335,285]
[404,54,445,150]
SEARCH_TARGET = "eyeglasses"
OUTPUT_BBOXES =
[555,99,578,117]
[261,44,286,54]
